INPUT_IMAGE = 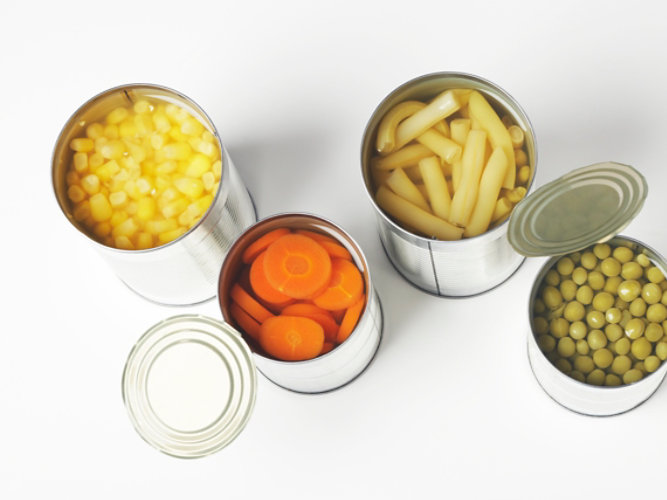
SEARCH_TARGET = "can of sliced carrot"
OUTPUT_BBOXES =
[361,72,537,296]
[218,213,383,393]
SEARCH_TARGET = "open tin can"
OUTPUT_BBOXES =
[122,214,383,457]
[52,84,257,305]
[510,161,667,416]
[361,72,537,296]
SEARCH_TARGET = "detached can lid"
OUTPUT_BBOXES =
[122,314,256,458]
[508,162,647,257]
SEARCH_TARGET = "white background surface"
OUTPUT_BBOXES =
[2,0,667,498]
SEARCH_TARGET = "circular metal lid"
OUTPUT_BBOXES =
[122,315,256,458]
[508,162,647,257]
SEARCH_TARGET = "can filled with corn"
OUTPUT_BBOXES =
[361,72,536,296]
[52,84,257,305]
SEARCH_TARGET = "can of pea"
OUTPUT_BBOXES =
[52,84,257,305]
[510,162,667,415]
[361,72,537,296]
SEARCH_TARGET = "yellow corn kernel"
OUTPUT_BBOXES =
[168,127,186,143]
[202,171,215,192]
[186,194,214,218]
[185,154,211,177]
[153,149,166,163]
[161,198,188,219]
[110,211,129,228]
[158,227,187,245]
[136,177,152,195]
[124,180,142,200]
[159,187,179,204]
[109,191,127,207]
[178,210,194,226]
[127,142,146,163]
[137,197,156,221]
[126,201,138,215]
[103,124,119,140]
[515,148,528,167]
[146,218,178,234]
[112,217,139,238]
[66,171,80,186]
[202,130,215,142]
[73,200,91,221]
[133,100,152,115]
[119,120,137,138]
[115,235,134,250]
[89,193,113,222]
[100,140,125,160]
[81,174,100,195]
[142,160,157,177]
[93,222,112,238]
[86,123,104,139]
[67,185,85,203]
[212,160,222,180]
[107,107,129,125]
[136,232,154,249]
[174,177,204,199]
[103,236,114,247]
[163,142,192,160]
[94,137,108,154]
[189,137,217,157]
[89,152,104,168]
[73,152,88,173]
[181,117,204,136]
[134,114,153,135]
[156,160,177,175]
[70,138,94,152]
[152,112,171,133]
[95,165,111,182]
[155,176,170,192]
[105,160,121,176]
[150,132,167,150]
[120,157,141,179]
[518,165,531,185]
[166,104,188,123]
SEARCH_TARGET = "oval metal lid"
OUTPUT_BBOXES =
[122,314,256,458]
[508,162,647,257]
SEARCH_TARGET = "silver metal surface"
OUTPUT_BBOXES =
[218,213,383,394]
[527,236,667,416]
[52,84,257,305]
[361,72,537,296]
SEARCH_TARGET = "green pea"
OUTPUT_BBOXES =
[642,283,662,305]
[563,301,585,322]
[587,368,606,386]
[587,329,607,350]
[576,285,593,305]
[663,290,667,306]
[629,298,647,317]
[569,370,585,383]
[631,337,652,360]
[533,316,549,334]
[545,269,560,287]
[573,355,595,374]
[618,280,641,302]
[550,318,569,338]
[572,267,588,285]
[586,310,606,329]
[644,355,661,373]
[605,373,622,386]
[613,246,634,263]
[605,323,623,342]
[647,266,665,284]
[560,280,577,301]
[542,286,562,309]
[619,309,632,327]
[588,271,605,291]
[581,251,598,270]
[592,292,614,312]
[645,322,664,343]
[621,261,643,280]
[656,342,667,360]
[557,257,575,276]
[569,321,588,340]
[623,368,644,384]
[537,334,556,353]
[611,355,632,375]
[615,297,629,311]
[647,303,667,323]
[605,307,622,324]
[593,348,613,369]
[635,253,651,268]
[600,257,621,277]
[570,252,581,264]
[576,339,590,355]
[625,318,646,339]
[558,337,576,357]
[533,298,546,314]
[593,243,612,260]
[634,361,646,374]
[662,281,667,292]
[612,337,631,355]
[555,358,572,373]
[604,276,622,294]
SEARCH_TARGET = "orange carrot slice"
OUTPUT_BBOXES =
[337,294,366,343]
[263,233,332,299]
[319,240,353,261]
[230,283,274,323]
[320,342,335,355]
[313,258,364,311]
[295,229,339,245]
[259,315,324,361]
[250,251,294,305]
[242,228,291,264]
[230,301,261,341]
[281,303,339,343]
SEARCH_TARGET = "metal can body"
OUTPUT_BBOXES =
[218,213,383,394]
[52,84,256,305]
[361,72,537,296]
[527,236,667,416]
